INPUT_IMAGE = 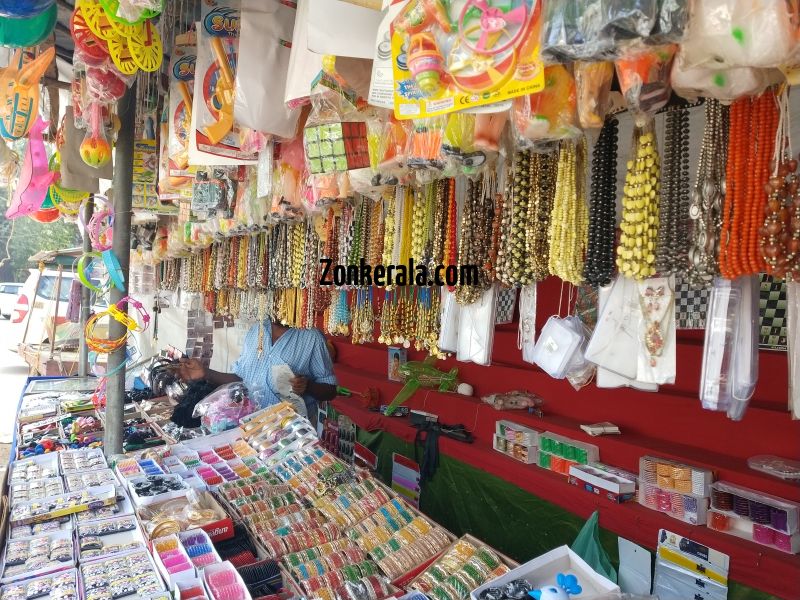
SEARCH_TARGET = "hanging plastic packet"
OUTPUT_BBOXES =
[456,285,497,366]
[439,287,461,354]
[575,61,614,129]
[271,137,306,222]
[518,283,537,364]
[512,64,581,145]
[615,44,677,116]
[680,0,796,70]
[163,43,196,199]
[532,315,583,380]
[407,116,446,176]
[366,109,408,186]
[699,276,759,420]
[192,0,258,165]
[636,276,676,385]
[256,139,274,199]
[563,315,595,390]
[440,112,489,177]
[670,52,779,102]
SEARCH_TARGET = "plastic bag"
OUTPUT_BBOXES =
[191,382,257,434]
[571,510,617,584]
[670,51,779,101]
[681,0,795,69]
[456,284,497,366]
[615,44,676,116]
[575,61,614,129]
[513,65,581,144]
[271,138,306,221]
[407,116,446,174]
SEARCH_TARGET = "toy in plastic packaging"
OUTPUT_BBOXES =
[80,102,113,168]
[615,44,676,116]
[105,0,164,24]
[575,61,614,129]
[636,276,676,385]
[0,47,54,140]
[5,116,56,219]
[366,109,409,185]
[391,0,545,119]
[699,275,759,420]
[407,116,446,174]
[165,43,196,195]
[192,382,258,434]
[271,137,306,221]
[513,64,580,144]
[482,390,542,411]
[303,57,370,176]
[680,0,796,70]
[191,0,257,165]
[670,51,779,102]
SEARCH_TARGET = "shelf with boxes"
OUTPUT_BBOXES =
[537,432,599,476]
[493,421,541,465]
[708,481,800,554]
[638,456,713,525]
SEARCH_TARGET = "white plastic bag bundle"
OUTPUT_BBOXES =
[680,0,796,69]
[671,50,779,101]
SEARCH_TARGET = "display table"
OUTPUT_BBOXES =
[332,368,800,600]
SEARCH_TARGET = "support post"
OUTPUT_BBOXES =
[78,197,94,376]
[104,84,135,457]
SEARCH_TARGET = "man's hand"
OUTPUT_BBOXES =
[290,376,308,395]
[177,358,207,382]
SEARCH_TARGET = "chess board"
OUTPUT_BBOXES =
[495,287,517,325]
[760,274,788,350]
[675,277,709,330]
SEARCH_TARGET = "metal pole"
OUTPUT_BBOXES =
[105,84,136,457]
[21,262,44,345]
[49,265,63,358]
[78,197,94,376]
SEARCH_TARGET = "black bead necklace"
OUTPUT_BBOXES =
[584,116,619,287]
[657,107,691,275]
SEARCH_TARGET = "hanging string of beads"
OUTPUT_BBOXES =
[528,151,557,281]
[548,138,588,284]
[382,191,396,270]
[719,89,779,278]
[617,122,660,280]
[656,107,691,275]
[497,150,531,286]
[687,99,729,286]
[455,173,495,305]
[760,87,800,279]
[350,287,375,345]
[584,117,619,287]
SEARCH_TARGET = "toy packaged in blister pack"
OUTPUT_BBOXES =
[390,0,545,119]
[166,43,197,198]
[512,63,581,145]
[191,0,258,165]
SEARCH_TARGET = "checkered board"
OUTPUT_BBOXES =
[760,274,787,351]
[675,277,709,330]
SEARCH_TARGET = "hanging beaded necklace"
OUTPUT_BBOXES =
[455,173,495,304]
[584,117,619,287]
[656,108,691,276]
[382,191,396,269]
[616,123,660,280]
[498,150,531,286]
[549,138,588,285]
[350,287,375,344]
[687,99,729,286]
[528,151,557,281]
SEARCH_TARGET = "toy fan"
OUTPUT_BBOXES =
[459,0,528,55]
[6,117,57,219]
[384,357,459,416]
[0,47,55,140]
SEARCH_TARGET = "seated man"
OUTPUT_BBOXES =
[178,320,337,425]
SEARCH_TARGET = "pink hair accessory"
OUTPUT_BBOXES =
[5,116,56,218]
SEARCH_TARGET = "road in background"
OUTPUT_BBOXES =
[0,319,28,443]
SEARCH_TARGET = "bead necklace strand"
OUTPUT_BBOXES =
[687,100,729,286]
[657,108,691,275]
[616,123,660,280]
[382,191,396,268]
[498,150,531,286]
[528,151,557,281]
[584,117,619,287]
[549,138,589,284]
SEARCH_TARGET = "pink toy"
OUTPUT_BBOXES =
[6,116,56,219]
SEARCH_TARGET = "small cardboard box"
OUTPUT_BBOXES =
[470,545,620,600]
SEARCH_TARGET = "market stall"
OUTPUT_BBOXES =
[1,1,800,599]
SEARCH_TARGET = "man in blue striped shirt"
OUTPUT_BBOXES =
[178,320,337,424]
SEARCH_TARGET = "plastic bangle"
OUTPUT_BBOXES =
[87,205,114,251]
[77,251,106,294]
[102,249,125,291]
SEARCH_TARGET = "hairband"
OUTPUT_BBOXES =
[102,249,125,291]
[77,252,108,294]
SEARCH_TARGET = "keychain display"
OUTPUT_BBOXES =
[391,0,544,119]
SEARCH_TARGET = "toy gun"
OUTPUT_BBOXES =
[384,356,458,416]
[204,37,235,144]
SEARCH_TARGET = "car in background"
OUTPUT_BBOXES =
[0,282,22,318]
[10,269,107,350]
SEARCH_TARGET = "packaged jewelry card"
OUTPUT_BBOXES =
[59,448,107,474]
[9,485,117,526]
[9,453,59,484]
[77,516,145,561]
[79,549,168,599]
[0,531,75,583]
[0,568,78,600]
[586,275,640,380]
[636,276,676,385]
[75,486,134,524]
[64,469,118,492]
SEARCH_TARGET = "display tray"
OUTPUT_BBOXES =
[64,468,119,492]
[75,486,134,523]
[127,474,191,507]
[78,548,170,599]
[25,377,98,394]
[77,515,146,561]
[707,509,800,554]
[9,515,73,539]
[10,485,117,526]
[470,545,620,600]
[0,567,79,599]
[9,476,65,504]
[9,452,60,483]
[0,530,76,583]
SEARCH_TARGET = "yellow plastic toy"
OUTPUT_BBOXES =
[0,47,55,140]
